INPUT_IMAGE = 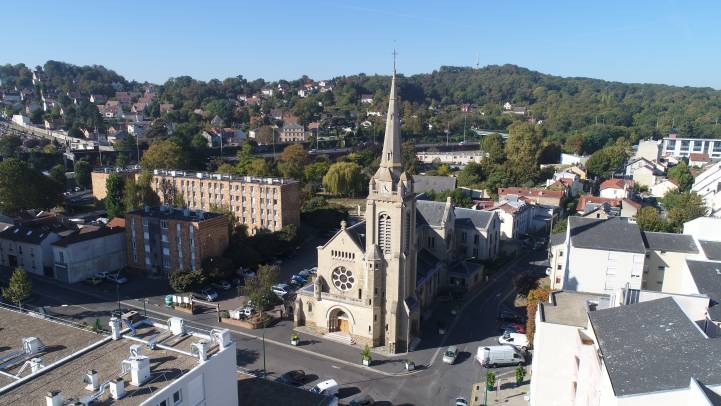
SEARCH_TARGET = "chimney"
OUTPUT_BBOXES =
[212,329,232,349]
[192,340,209,362]
[30,357,44,373]
[109,317,121,340]
[168,317,185,336]
[84,369,99,391]
[45,391,63,406]
[109,378,125,400]
[129,356,150,386]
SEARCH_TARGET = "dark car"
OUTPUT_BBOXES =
[498,308,526,324]
[274,370,306,386]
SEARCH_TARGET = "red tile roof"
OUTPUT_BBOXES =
[498,187,564,198]
[576,195,621,212]
[689,153,710,162]
[599,178,634,190]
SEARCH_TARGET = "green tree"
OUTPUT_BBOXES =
[2,267,32,307]
[244,264,280,310]
[667,161,694,192]
[0,159,62,214]
[303,161,330,186]
[481,133,506,164]
[246,158,273,177]
[456,162,485,187]
[48,164,67,189]
[322,162,366,197]
[585,145,628,179]
[635,207,668,232]
[141,139,184,170]
[74,159,91,189]
[662,191,707,232]
[0,135,22,158]
[105,173,126,219]
[277,144,309,180]
[169,269,206,293]
[504,122,543,182]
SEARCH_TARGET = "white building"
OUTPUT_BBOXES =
[661,135,721,159]
[490,197,532,240]
[563,217,646,294]
[0,308,238,406]
[0,216,74,277]
[51,225,127,284]
[599,179,634,199]
[560,153,590,166]
[634,139,661,162]
[416,150,485,166]
[11,114,31,126]
[691,161,721,218]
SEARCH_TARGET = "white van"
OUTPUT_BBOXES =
[476,345,525,368]
[311,379,339,397]
[498,332,529,350]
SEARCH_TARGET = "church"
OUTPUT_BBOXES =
[294,67,501,354]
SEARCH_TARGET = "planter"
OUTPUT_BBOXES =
[404,361,415,371]
[362,358,371,366]
[174,305,195,315]
[487,383,494,391]
[290,339,299,346]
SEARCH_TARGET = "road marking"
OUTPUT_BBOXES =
[331,365,340,369]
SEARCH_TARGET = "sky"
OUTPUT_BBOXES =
[3,0,721,88]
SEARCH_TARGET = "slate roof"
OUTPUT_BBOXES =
[686,259,721,321]
[697,380,721,405]
[642,231,699,253]
[417,249,442,285]
[699,240,721,261]
[344,221,366,252]
[588,297,721,396]
[416,200,448,227]
[52,225,125,247]
[569,216,645,254]
[448,260,483,278]
[0,218,73,244]
[412,175,457,193]
[454,207,493,230]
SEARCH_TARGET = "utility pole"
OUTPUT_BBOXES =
[463,111,467,144]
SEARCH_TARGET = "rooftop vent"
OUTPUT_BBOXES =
[168,317,185,336]
[123,346,150,387]
[109,378,125,400]
[83,369,99,391]
[45,391,63,406]
[211,329,232,349]
[109,317,121,340]
[191,340,209,362]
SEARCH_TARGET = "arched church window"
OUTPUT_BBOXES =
[378,213,391,255]
[331,266,355,291]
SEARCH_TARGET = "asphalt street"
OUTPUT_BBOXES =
[9,247,545,406]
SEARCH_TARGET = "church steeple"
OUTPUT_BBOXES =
[380,57,402,170]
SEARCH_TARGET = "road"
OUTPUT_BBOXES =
[9,248,545,406]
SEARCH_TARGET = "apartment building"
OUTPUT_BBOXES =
[279,123,306,143]
[691,161,721,218]
[92,168,301,233]
[661,135,721,159]
[125,206,229,273]
[151,169,300,233]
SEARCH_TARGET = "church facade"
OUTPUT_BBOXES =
[294,68,500,353]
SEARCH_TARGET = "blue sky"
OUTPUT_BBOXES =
[3,0,721,88]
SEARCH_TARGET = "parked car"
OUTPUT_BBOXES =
[193,288,218,302]
[476,345,525,368]
[105,273,128,285]
[348,394,375,406]
[212,280,232,290]
[311,379,339,397]
[497,308,526,324]
[455,398,469,406]
[307,267,318,275]
[271,283,292,297]
[239,268,256,278]
[498,332,529,350]
[94,271,110,279]
[274,370,306,386]
[291,274,308,285]
[442,346,458,364]
[240,306,256,318]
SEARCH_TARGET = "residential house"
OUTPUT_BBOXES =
[689,153,712,168]
[599,178,634,199]
[11,114,31,126]
[548,232,567,288]
[127,121,151,138]
[691,161,721,218]
[202,128,247,148]
[624,157,661,188]
[280,123,306,143]
[51,223,127,283]
[0,215,76,277]
[545,170,584,197]
[560,153,590,166]
[89,94,106,104]
[650,178,679,198]
[125,206,229,274]
[490,197,532,240]
[497,187,565,208]
[642,232,699,292]
[44,118,64,130]
[261,87,274,97]
[454,208,500,261]
[563,216,646,294]
[360,94,373,104]
[159,103,174,114]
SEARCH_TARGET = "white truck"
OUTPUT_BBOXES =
[476,345,525,368]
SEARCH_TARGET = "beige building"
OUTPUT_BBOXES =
[280,123,306,143]
[151,170,300,234]
[92,168,300,234]
[641,232,699,292]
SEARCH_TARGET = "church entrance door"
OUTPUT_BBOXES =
[338,318,349,333]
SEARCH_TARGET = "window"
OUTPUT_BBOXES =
[378,213,391,255]
[173,390,182,405]
[307,302,312,312]
[331,266,355,291]
[159,400,167,406]
[693,141,703,152]
[160,220,168,229]
[559,250,563,257]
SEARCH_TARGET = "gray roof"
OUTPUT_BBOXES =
[540,291,609,327]
[416,200,448,227]
[417,249,442,285]
[412,175,457,194]
[588,297,721,396]
[344,221,366,252]
[700,240,721,261]
[569,216,645,254]
[686,259,721,321]
[454,207,493,230]
[0,218,73,244]
[643,231,699,254]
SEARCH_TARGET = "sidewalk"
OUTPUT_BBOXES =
[469,370,531,406]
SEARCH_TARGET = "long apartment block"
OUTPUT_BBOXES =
[92,167,301,233]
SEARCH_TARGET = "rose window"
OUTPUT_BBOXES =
[331,267,355,291]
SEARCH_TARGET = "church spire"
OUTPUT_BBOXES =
[380,53,402,169]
